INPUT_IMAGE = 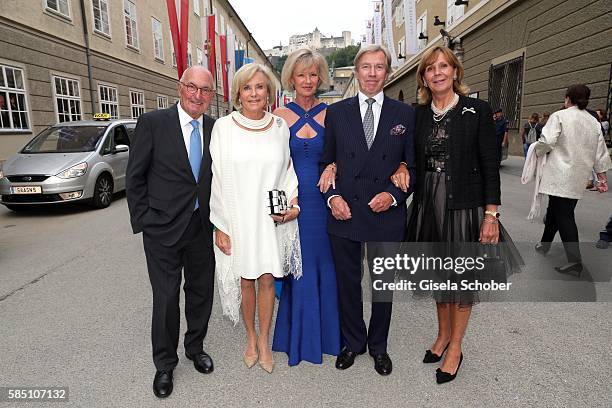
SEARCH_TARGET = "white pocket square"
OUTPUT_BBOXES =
[462,107,476,115]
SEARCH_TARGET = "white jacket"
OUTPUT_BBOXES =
[535,106,611,199]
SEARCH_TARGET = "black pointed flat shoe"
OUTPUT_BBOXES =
[423,343,449,363]
[436,353,463,384]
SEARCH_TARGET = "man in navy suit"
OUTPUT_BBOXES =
[320,45,415,376]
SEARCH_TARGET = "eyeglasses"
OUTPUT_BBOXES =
[180,82,215,96]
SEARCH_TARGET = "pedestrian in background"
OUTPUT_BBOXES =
[596,109,609,143]
[520,112,541,158]
[596,214,612,249]
[534,84,611,274]
[493,108,508,164]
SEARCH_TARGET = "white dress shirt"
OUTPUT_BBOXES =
[358,90,384,141]
[177,102,203,158]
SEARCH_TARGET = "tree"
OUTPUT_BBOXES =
[326,45,360,69]
[274,55,288,75]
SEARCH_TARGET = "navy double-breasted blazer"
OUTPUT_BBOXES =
[320,95,416,242]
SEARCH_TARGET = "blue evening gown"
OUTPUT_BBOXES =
[272,102,341,365]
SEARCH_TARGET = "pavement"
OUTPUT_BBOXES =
[0,156,610,407]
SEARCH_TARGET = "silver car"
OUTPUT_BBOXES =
[0,118,136,211]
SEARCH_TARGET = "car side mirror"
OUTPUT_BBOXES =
[114,144,129,153]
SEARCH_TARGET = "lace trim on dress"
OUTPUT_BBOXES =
[215,113,302,325]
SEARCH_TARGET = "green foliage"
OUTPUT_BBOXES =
[274,55,288,75]
[326,45,360,69]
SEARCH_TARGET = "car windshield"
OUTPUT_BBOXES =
[21,125,107,153]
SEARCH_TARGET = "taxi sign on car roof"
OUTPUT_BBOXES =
[93,113,111,120]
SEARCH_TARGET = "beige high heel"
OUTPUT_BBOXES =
[258,358,275,374]
[243,352,259,369]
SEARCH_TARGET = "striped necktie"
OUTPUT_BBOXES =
[363,98,375,149]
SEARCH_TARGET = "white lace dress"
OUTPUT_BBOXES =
[209,111,301,323]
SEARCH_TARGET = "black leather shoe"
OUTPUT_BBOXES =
[554,262,583,276]
[185,351,214,374]
[153,370,173,398]
[535,242,550,255]
[436,353,463,384]
[371,353,392,376]
[335,347,366,370]
[423,343,449,363]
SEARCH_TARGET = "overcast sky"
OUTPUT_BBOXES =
[228,0,373,50]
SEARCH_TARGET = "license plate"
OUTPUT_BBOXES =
[11,186,42,194]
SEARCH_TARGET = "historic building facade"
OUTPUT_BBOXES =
[264,27,354,58]
[367,0,611,155]
[0,0,275,159]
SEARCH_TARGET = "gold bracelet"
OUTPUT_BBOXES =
[483,218,498,224]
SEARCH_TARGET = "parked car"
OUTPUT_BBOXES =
[0,116,136,211]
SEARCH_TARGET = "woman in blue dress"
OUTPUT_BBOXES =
[272,49,341,365]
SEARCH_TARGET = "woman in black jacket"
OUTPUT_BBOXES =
[404,46,522,384]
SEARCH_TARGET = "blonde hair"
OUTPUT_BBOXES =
[353,44,392,73]
[281,49,330,91]
[231,63,277,109]
[528,112,540,122]
[416,46,469,105]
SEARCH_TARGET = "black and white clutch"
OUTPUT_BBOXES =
[267,189,288,216]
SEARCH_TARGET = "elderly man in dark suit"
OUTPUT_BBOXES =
[126,65,216,398]
[320,45,415,376]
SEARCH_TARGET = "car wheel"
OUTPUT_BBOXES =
[92,174,114,209]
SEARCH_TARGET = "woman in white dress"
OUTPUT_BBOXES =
[210,63,301,373]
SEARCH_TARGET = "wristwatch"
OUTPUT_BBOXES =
[484,210,500,219]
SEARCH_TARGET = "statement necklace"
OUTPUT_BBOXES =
[431,93,459,122]
[232,110,273,131]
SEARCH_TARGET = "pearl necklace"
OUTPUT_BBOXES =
[431,93,459,122]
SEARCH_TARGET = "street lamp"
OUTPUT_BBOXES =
[434,16,445,26]
[418,32,428,40]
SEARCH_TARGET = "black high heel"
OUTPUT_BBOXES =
[554,262,583,276]
[535,242,550,255]
[436,353,463,384]
[423,343,449,363]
